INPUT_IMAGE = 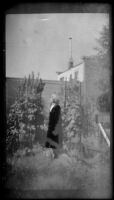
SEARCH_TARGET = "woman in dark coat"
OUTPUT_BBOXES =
[45,93,63,158]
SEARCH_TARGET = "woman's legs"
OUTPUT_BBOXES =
[45,141,50,148]
[53,148,59,158]
[45,135,60,158]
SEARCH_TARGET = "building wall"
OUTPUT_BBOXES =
[84,57,110,124]
[84,57,105,108]
[6,77,24,113]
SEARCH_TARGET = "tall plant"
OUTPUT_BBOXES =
[59,80,81,142]
[6,72,45,155]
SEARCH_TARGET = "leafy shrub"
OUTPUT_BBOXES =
[97,91,110,113]
[6,72,45,156]
[59,81,82,141]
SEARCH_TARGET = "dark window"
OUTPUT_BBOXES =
[70,74,72,81]
[60,77,64,81]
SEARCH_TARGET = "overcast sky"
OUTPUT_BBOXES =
[6,13,109,80]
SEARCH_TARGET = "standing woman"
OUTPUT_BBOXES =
[45,93,63,158]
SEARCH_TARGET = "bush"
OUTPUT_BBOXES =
[97,91,110,113]
[59,81,82,141]
[6,72,45,156]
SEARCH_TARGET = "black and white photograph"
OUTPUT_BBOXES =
[4,3,111,199]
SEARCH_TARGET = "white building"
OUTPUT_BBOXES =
[56,37,85,83]
[57,61,85,83]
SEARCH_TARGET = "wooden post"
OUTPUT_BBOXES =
[64,79,67,109]
[98,123,110,147]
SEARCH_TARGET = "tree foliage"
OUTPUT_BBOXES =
[6,72,45,155]
[95,25,110,57]
[95,24,111,113]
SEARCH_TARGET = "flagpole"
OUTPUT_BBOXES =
[69,37,72,58]
[79,81,82,146]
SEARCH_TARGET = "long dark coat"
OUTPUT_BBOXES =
[45,104,63,149]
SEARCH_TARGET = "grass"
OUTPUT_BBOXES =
[5,139,111,198]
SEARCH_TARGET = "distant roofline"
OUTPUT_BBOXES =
[6,77,24,81]
[6,77,61,84]
[56,61,83,75]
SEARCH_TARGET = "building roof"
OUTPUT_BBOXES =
[56,61,83,75]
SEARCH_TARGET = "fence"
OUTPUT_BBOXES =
[98,122,110,147]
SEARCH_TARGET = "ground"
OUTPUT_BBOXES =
[4,137,111,199]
